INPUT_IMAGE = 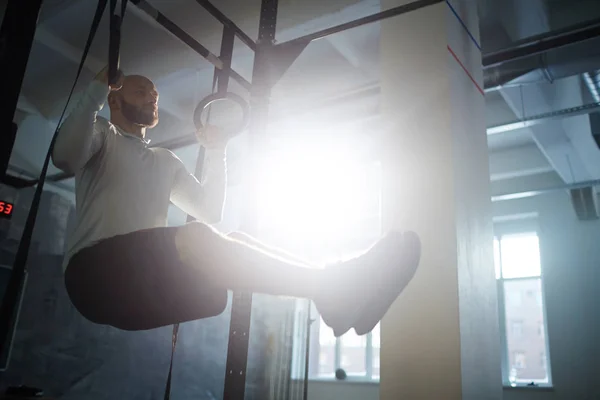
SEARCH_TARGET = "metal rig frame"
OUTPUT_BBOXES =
[0,0,444,398]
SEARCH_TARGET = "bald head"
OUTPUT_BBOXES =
[108,75,159,129]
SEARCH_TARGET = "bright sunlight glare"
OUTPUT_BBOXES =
[255,135,379,247]
[500,233,541,279]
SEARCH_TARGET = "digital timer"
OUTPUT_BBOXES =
[0,201,14,220]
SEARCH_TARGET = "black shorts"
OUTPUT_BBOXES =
[64,226,228,331]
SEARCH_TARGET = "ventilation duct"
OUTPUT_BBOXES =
[569,186,600,221]
[484,36,600,91]
[483,18,600,91]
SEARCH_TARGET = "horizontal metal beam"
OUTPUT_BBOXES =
[130,0,223,69]
[4,166,75,191]
[130,0,250,91]
[229,69,252,91]
[194,0,256,51]
[483,17,600,69]
[0,174,36,189]
[35,26,104,72]
[491,178,600,202]
[44,100,600,184]
[274,0,443,48]
[487,101,600,135]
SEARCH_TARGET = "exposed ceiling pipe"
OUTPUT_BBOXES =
[583,71,600,149]
[483,18,600,91]
[491,177,600,202]
[583,70,600,103]
[487,102,600,135]
[483,17,600,68]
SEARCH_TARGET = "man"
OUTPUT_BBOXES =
[52,66,421,338]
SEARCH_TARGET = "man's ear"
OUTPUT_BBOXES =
[107,92,120,109]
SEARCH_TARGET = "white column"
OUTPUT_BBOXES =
[379,1,502,399]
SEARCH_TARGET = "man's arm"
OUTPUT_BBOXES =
[52,67,122,173]
[170,148,227,225]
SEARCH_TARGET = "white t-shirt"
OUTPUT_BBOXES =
[52,81,226,269]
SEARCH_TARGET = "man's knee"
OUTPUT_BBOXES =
[227,231,249,242]
[178,221,221,242]
[174,221,221,259]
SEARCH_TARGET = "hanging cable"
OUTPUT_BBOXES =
[0,0,127,356]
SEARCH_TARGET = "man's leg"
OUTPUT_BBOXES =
[176,223,324,300]
[227,231,315,269]
[174,222,420,336]
[65,226,230,331]
[65,223,420,335]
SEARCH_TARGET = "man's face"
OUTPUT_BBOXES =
[114,75,159,128]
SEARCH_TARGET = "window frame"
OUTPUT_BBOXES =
[302,298,380,383]
[494,225,553,388]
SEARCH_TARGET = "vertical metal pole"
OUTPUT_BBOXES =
[223,0,279,399]
[188,26,236,204]
[216,28,235,94]
[365,331,373,379]
[302,301,312,400]
[0,0,43,177]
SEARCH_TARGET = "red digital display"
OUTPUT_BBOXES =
[0,201,14,220]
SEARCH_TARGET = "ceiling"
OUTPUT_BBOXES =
[6,0,600,222]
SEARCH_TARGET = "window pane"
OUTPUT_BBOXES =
[340,330,366,376]
[503,278,550,384]
[500,233,541,279]
[372,346,380,380]
[319,317,336,346]
[372,323,380,348]
[371,323,380,379]
[318,317,336,376]
[318,346,336,377]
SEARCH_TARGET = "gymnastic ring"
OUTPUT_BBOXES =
[193,92,250,137]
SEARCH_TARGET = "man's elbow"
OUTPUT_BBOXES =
[201,199,225,225]
[51,148,76,174]
[205,208,224,225]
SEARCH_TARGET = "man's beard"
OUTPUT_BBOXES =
[121,99,158,128]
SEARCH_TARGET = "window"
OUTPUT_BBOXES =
[254,134,383,383]
[513,352,526,369]
[495,231,552,387]
[510,321,523,338]
[506,291,522,307]
[306,309,380,381]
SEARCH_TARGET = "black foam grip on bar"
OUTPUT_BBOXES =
[108,15,121,85]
